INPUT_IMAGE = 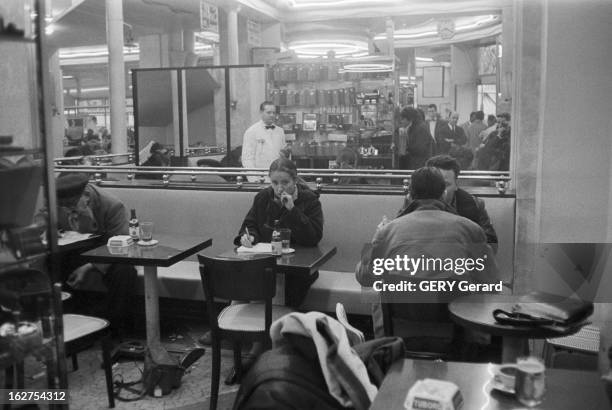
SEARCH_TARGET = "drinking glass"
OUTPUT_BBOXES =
[514,356,546,407]
[279,228,291,251]
[140,222,154,242]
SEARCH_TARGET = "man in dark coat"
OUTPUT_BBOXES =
[397,155,498,253]
[54,173,137,338]
[396,107,433,170]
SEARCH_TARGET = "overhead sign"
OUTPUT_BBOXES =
[200,1,219,42]
[247,19,262,47]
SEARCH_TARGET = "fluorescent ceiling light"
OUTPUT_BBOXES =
[415,57,434,62]
[288,40,368,58]
[341,63,393,73]
[289,0,400,8]
[62,75,73,79]
[60,45,140,59]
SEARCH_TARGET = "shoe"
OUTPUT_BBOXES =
[198,330,212,346]
[224,367,238,385]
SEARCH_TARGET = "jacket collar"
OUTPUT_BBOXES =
[402,198,455,215]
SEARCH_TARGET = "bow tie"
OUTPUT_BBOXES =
[265,125,276,130]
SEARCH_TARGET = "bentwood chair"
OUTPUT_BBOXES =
[198,255,293,410]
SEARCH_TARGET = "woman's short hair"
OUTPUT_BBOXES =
[410,167,446,200]
[269,158,298,180]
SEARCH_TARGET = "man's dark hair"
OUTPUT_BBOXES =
[426,155,461,178]
[487,114,497,125]
[400,107,422,123]
[410,167,446,200]
[469,111,477,121]
[427,104,438,111]
[497,112,511,121]
[475,111,485,121]
[260,101,275,111]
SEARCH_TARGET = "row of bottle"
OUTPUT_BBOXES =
[268,63,393,83]
[269,87,357,107]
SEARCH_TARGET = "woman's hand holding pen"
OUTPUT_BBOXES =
[240,227,255,247]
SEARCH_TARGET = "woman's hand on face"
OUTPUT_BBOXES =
[240,233,255,247]
[280,192,294,210]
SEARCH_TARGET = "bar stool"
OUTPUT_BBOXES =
[543,325,600,369]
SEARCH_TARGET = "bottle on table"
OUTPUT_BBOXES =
[271,220,282,256]
[129,209,140,240]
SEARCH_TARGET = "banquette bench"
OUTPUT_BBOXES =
[102,186,515,316]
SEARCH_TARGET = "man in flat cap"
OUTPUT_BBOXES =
[54,173,136,338]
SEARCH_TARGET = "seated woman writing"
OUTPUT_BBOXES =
[235,157,324,306]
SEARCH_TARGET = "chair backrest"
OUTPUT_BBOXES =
[380,274,458,337]
[198,254,277,302]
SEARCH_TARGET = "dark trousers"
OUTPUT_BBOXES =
[60,257,137,338]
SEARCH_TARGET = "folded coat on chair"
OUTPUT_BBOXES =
[270,312,378,408]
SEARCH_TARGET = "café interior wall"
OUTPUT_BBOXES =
[451,44,478,122]
[416,65,451,115]
[538,0,612,243]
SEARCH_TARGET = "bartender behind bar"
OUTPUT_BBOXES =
[241,101,288,182]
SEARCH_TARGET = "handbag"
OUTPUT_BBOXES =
[114,345,205,401]
[493,292,593,331]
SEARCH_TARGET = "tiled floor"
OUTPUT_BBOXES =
[18,320,240,409]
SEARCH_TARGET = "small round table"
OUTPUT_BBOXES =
[449,294,584,362]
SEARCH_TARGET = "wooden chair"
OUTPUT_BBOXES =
[380,275,462,360]
[198,255,293,410]
[63,313,115,408]
[543,324,600,370]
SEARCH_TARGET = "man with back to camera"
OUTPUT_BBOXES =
[241,101,287,182]
[43,173,137,339]
[356,167,498,346]
[397,155,498,253]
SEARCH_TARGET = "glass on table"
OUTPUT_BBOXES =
[279,228,291,251]
[139,222,154,242]
[514,356,546,407]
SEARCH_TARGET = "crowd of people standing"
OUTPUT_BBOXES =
[395,104,511,172]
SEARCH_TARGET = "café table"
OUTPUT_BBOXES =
[370,358,610,409]
[217,244,337,304]
[449,294,585,362]
[80,234,212,350]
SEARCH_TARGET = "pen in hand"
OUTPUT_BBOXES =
[242,227,253,247]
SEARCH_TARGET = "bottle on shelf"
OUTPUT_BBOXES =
[128,209,140,240]
[271,220,282,256]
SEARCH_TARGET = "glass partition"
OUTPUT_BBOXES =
[183,67,227,166]
[133,69,174,164]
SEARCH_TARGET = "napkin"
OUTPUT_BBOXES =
[237,242,272,254]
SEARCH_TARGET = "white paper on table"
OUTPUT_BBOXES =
[236,242,272,253]
[58,231,93,246]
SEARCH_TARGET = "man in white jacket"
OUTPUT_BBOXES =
[241,101,287,182]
